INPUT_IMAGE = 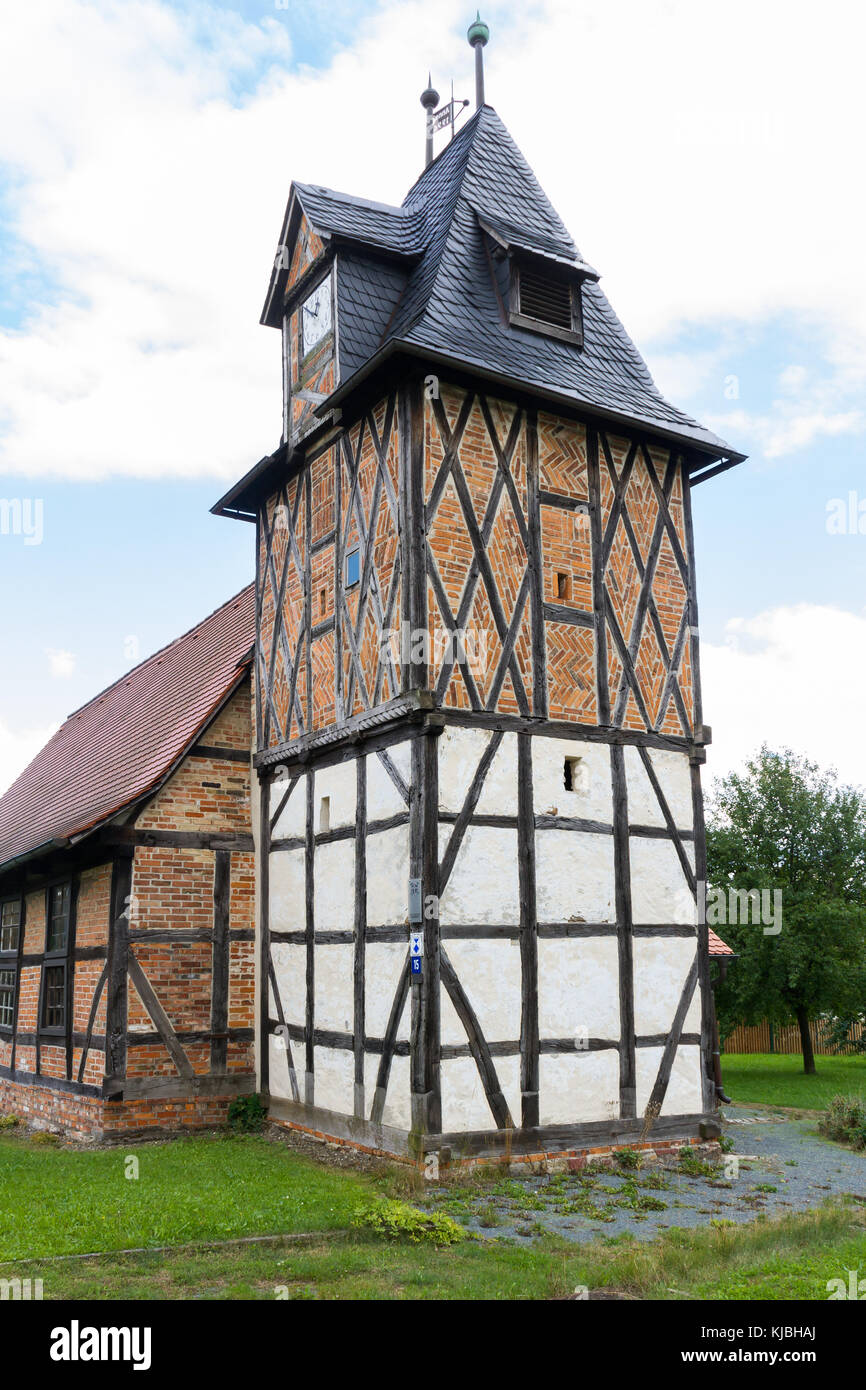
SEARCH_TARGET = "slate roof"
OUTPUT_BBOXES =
[293,184,423,258]
[0,586,255,874]
[285,107,741,461]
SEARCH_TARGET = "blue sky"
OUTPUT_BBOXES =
[1,0,864,790]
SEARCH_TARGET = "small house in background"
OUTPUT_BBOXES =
[0,589,256,1139]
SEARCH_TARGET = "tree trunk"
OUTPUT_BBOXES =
[796,1007,816,1075]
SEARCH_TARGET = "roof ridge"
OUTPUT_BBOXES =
[295,183,409,220]
[64,582,254,722]
[401,104,486,206]
[386,107,485,343]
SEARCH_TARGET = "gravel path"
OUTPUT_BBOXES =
[424,1106,866,1244]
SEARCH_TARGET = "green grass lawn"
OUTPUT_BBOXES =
[0,1132,372,1260]
[720,1053,866,1110]
[4,1199,865,1301]
[1,1129,866,1299]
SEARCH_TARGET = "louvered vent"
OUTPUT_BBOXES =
[519,268,573,329]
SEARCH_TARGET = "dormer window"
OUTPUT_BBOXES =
[510,259,583,347]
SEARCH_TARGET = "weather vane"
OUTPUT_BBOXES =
[420,14,489,167]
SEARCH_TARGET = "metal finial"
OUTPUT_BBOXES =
[467,12,489,109]
[420,74,440,168]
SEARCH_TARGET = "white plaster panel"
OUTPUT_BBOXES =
[439,1054,521,1134]
[268,1035,298,1101]
[531,737,613,822]
[475,732,519,816]
[436,726,519,817]
[438,938,522,1046]
[365,943,411,1041]
[270,772,306,839]
[366,825,410,926]
[636,1044,703,1117]
[534,830,616,923]
[314,838,355,929]
[624,746,693,831]
[312,1045,354,1117]
[539,1050,621,1126]
[269,847,305,932]
[367,746,411,821]
[629,836,696,925]
[271,941,306,1027]
[313,761,356,831]
[537,937,621,1040]
[365,1052,411,1131]
[437,726,494,815]
[633,937,701,1035]
[314,943,355,1033]
[438,825,520,925]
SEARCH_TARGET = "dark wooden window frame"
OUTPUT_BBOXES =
[0,893,22,1035]
[0,966,16,1031]
[40,876,77,1037]
[509,256,584,347]
[345,545,361,589]
[41,962,67,1032]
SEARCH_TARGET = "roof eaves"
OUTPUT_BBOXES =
[0,659,253,880]
[321,336,746,466]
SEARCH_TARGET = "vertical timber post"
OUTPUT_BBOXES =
[682,465,715,1115]
[517,734,539,1128]
[105,848,133,1091]
[258,776,271,1097]
[611,744,636,1118]
[409,729,442,1153]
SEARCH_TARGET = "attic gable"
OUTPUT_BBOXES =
[262,183,423,330]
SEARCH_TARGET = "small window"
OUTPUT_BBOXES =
[345,548,360,588]
[556,572,570,601]
[511,260,583,346]
[519,267,573,329]
[319,796,330,833]
[42,964,66,1030]
[320,588,327,617]
[0,969,15,1029]
[0,898,21,954]
[46,882,71,954]
[563,757,584,793]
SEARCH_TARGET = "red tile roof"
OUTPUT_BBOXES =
[708,928,734,957]
[0,585,255,873]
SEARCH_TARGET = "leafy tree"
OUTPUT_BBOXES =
[707,747,866,1074]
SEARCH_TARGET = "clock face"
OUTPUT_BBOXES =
[301,279,332,354]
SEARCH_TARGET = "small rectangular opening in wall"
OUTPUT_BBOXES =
[320,588,327,617]
[345,548,360,588]
[556,571,570,601]
[319,796,330,833]
[563,756,583,792]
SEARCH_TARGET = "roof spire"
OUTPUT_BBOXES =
[467,11,489,109]
[420,73,440,168]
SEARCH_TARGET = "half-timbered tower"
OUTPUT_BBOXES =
[214,26,744,1166]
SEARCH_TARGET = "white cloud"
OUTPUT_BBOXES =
[706,406,864,459]
[0,0,864,481]
[45,648,76,679]
[0,718,60,796]
[702,604,866,791]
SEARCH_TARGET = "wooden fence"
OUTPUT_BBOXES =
[722,1018,865,1056]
